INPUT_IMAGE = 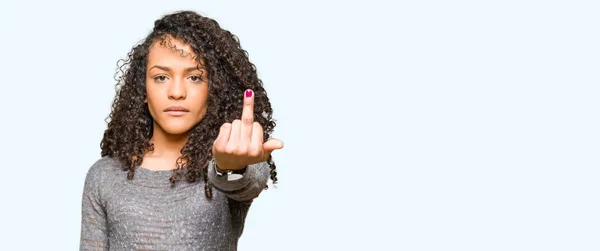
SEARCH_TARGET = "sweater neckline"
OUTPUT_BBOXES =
[136,166,175,173]
[135,166,176,179]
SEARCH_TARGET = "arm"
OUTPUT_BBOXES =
[208,159,270,201]
[79,164,109,251]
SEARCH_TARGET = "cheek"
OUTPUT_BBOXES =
[192,86,209,105]
[145,85,163,105]
[146,97,161,114]
[145,92,164,120]
[191,87,209,120]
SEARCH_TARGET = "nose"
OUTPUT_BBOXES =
[168,78,186,100]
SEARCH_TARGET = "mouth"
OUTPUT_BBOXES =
[164,106,190,116]
[165,110,188,116]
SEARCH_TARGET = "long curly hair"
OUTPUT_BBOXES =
[100,10,278,199]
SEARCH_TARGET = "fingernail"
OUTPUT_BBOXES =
[245,90,253,98]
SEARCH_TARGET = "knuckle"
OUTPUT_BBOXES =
[242,117,253,125]
[225,145,236,154]
[230,120,241,129]
[237,146,248,155]
[249,146,261,157]
[215,145,226,153]
[220,123,231,131]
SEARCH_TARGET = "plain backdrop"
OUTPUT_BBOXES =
[0,0,598,250]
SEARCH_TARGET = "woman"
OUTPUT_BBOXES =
[80,10,283,250]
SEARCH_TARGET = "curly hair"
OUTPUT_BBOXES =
[100,10,278,199]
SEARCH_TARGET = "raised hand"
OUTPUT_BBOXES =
[212,89,284,171]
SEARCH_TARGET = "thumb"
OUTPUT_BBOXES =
[262,138,284,158]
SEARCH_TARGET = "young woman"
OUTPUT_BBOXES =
[80,10,283,251]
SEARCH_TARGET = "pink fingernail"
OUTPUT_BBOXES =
[245,90,253,98]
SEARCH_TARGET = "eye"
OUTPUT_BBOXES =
[154,75,168,83]
[189,75,203,83]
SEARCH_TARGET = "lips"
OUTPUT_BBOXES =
[164,105,190,112]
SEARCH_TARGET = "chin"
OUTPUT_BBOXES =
[157,120,196,135]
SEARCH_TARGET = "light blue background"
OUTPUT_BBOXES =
[0,0,598,250]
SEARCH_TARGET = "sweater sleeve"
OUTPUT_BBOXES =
[207,159,271,202]
[79,163,109,251]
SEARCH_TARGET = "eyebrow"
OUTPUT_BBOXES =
[148,65,203,72]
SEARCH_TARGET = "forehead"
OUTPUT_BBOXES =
[147,36,203,67]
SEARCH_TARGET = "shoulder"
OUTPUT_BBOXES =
[84,156,124,185]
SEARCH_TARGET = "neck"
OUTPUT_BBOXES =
[146,124,189,158]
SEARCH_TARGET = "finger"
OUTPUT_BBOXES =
[240,89,254,141]
[250,122,264,144]
[249,122,264,157]
[227,120,241,152]
[213,123,232,148]
[262,138,284,159]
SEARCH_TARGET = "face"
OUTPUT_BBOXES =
[145,37,209,136]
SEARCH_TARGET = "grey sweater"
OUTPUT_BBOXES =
[79,156,270,251]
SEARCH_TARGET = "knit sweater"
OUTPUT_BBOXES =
[79,156,270,251]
